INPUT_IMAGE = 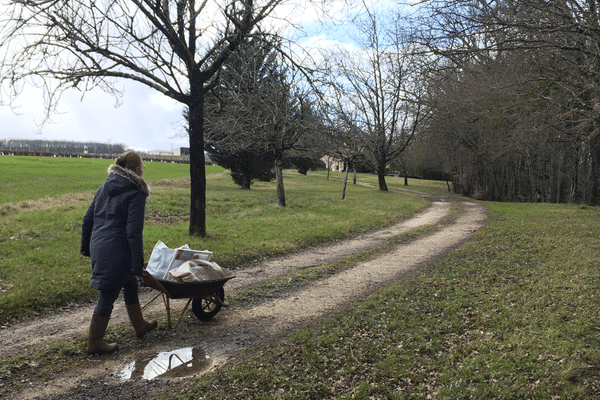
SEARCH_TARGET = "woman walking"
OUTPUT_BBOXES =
[81,151,157,355]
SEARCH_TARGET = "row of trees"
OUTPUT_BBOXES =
[195,7,432,204]
[0,139,126,155]
[412,0,600,204]
[200,0,600,206]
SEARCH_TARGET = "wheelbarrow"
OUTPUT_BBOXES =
[140,268,235,328]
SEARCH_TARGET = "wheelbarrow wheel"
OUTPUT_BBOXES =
[192,287,224,321]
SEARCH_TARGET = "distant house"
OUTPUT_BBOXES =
[146,148,217,165]
[321,155,346,172]
[148,150,174,156]
[173,147,190,156]
[148,147,189,156]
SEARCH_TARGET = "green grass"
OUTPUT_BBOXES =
[0,156,204,203]
[0,156,427,323]
[160,202,600,399]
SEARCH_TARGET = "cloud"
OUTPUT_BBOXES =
[0,81,187,152]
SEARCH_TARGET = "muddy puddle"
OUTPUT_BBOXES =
[120,346,211,380]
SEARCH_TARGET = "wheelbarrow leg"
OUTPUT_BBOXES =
[173,298,193,329]
[162,296,193,329]
[164,295,172,329]
[141,292,162,313]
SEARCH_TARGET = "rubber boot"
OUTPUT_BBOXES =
[87,316,118,355]
[126,302,157,338]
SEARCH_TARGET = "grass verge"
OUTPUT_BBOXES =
[158,202,600,399]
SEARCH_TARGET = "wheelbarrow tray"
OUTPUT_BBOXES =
[141,269,235,328]
[142,270,236,299]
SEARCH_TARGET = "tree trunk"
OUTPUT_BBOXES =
[188,90,207,237]
[376,163,388,191]
[341,167,349,200]
[275,157,286,207]
[241,175,251,189]
[353,168,357,185]
[591,147,600,205]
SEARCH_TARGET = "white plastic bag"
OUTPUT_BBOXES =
[146,241,176,279]
[168,259,226,283]
[146,241,213,280]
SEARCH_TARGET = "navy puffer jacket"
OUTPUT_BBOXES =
[81,165,151,291]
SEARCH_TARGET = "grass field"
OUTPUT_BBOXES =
[0,156,427,323]
[3,156,600,398]
[0,155,194,203]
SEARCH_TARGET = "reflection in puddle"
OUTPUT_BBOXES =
[121,347,211,380]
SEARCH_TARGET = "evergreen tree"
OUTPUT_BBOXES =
[202,38,282,188]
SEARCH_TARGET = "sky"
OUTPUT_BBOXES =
[0,0,366,153]
[0,81,187,153]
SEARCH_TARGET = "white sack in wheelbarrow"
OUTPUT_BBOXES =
[167,259,226,283]
[146,240,212,280]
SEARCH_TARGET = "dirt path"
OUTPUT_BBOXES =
[1,194,487,400]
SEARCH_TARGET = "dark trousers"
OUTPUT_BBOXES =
[93,275,139,317]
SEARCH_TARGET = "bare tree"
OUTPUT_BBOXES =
[319,92,368,199]
[322,6,430,191]
[0,0,294,236]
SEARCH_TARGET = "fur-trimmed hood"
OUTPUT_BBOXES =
[107,164,151,198]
